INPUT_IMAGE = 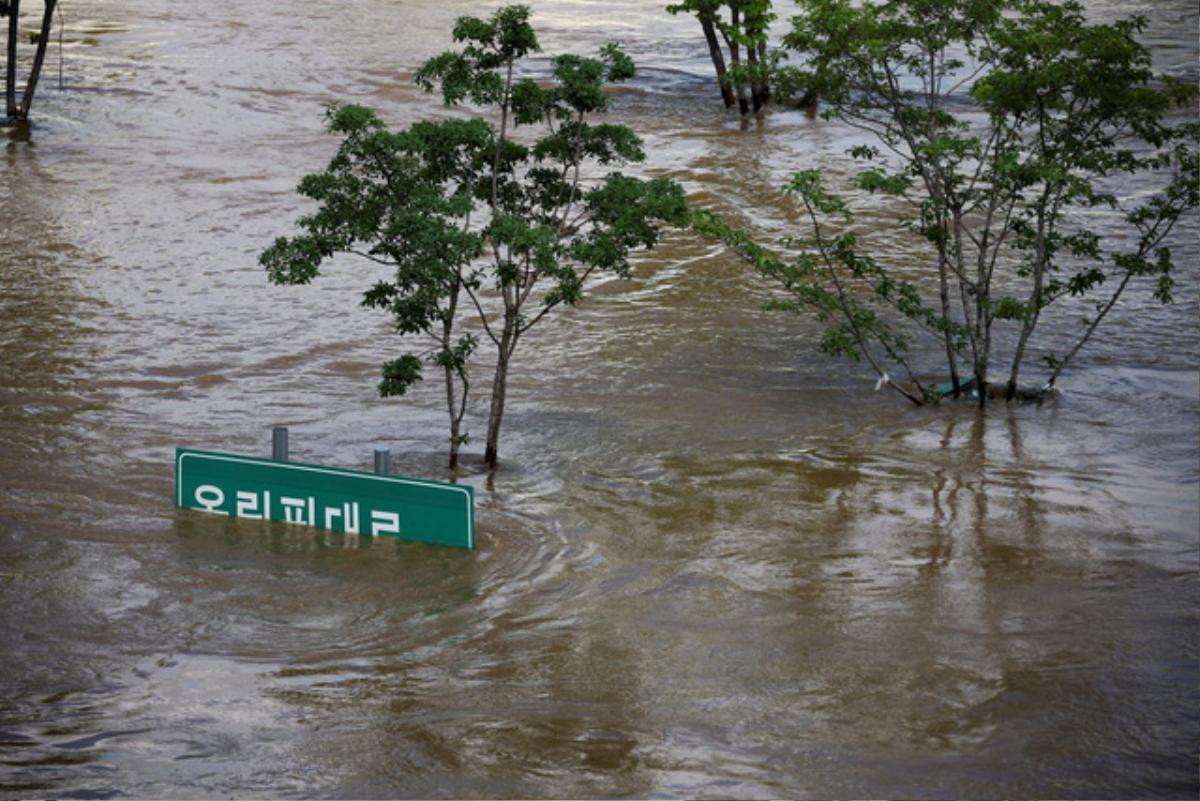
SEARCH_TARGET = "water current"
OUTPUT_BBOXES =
[1,0,1198,797]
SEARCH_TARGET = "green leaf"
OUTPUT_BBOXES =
[379,355,424,397]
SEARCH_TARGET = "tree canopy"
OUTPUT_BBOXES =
[263,5,687,468]
[698,0,1198,404]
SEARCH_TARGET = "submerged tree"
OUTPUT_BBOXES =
[417,5,688,468]
[667,0,776,114]
[696,0,1198,406]
[263,5,686,469]
[261,109,488,468]
[2,0,58,125]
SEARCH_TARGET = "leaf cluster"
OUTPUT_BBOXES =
[415,5,541,106]
[260,105,491,396]
[414,6,687,338]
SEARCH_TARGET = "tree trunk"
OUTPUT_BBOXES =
[4,0,18,120]
[18,0,54,119]
[441,287,462,470]
[483,327,516,470]
[1047,270,1135,387]
[939,206,961,396]
[976,318,992,409]
[1007,197,1051,401]
[727,3,749,115]
[1006,319,1036,401]
[445,362,461,470]
[746,41,765,113]
[756,41,770,105]
[974,216,992,408]
[699,16,735,109]
[973,289,990,408]
[940,284,962,397]
[744,2,768,112]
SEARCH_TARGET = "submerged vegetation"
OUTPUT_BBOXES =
[697,0,1198,406]
[262,0,1197,469]
[667,0,780,114]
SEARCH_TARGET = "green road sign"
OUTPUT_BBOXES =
[175,448,474,548]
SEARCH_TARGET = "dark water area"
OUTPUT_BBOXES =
[1,0,1198,797]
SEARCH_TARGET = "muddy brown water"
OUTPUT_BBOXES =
[1,1,1198,797]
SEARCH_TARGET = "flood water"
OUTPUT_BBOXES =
[2,0,1198,797]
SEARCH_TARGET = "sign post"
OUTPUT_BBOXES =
[175,448,474,549]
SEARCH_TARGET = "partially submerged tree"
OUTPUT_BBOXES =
[696,0,1198,405]
[263,5,686,469]
[261,110,489,468]
[417,5,688,468]
[667,0,776,114]
[2,0,58,126]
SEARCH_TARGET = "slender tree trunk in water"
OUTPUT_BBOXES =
[744,3,768,112]
[975,224,991,407]
[940,274,961,396]
[482,57,517,471]
[726,4,749,115]
[441,288,461,469]
[976,322,991,408]
[445,364,461,469]
[972,295,989,407]
[18,0,54,119]
[1007,313,1038,401]
[756,41,770,105]
[484,326,516,470]
[443,348,461,471]
[4,0,18,120]
[746,43,765,113]
[940,210,961,397]
[1007,201,1051,400]
[699,16,735,109]
[1047,270,1136,387]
